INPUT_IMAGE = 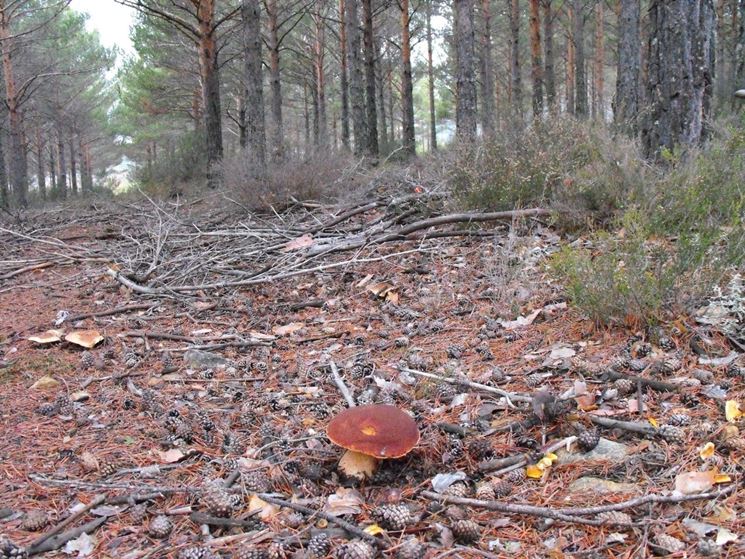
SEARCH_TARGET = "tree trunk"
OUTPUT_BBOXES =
[593,2,605,120]
[361,0,378,156]
[69,137,78,195]
[78,137,89,194]
[375,37,388,148]
[401,0,416,156]
[529,0,543,117]
[313,6,327,148]
[237,94,247,148]
[426,1,437,150]
[566,22,575,114]
[641,0,715,160]
[479,0,496,136]
[542,0,556,112]
[48,144,57,196]
[197,0,223,187]
[57,130,67,200]
[715,0,727,104]
[572,0,588,117]
[339,0,350,150]
[0,6,28,207]
[0,128,7,208]
[736,0,745,91]
[509,0,523,118]
[614,0,641,134]
[454,0,478,140]
[36,128,45,200]
[345,0,367,155]
[242,0,266,173]
[266,0,284,160]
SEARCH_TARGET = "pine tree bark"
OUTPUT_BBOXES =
[36,128,46,200]
[57,130,67,200]
[69,137,78,195]
[736,0,745,89]
[641,0,715,159]
[529,0,543,117]
[566,20,575,114]
[0,3,28,207]
[362,0,378,156]
[572,0,588,117]
[339,0,350,150]
[196,0,223,187]
[313,6,328,148]
[542,0,556,112]
[454,0,478,140]
[426,0,437,150]
[479,0,496,136]
[48,144,57,196]
[614,0,641,134]
[242,0,266,172]
[0,128,7,208]
[593,2,604,119]
[508,0,523,118]
[401,0,416,156]
[345,0,367,155]
[266,0,284,160]
[375,37,388,146]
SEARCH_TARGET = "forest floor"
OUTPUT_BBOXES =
[0,191,743,559]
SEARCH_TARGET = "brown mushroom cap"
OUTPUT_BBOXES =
[327,404,420,459]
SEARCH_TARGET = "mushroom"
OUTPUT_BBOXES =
[326,404,420,480]
[65,330,104,349]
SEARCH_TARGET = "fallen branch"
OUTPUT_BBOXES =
[400,367,531,405]
[330,360,356,407]
[0,261,54,281]
[479,436,577,474]
[588,416,657,436]
[29,517,107,555]
[28,494,105,553]
[604,370,678,392]
[67,303,155,323]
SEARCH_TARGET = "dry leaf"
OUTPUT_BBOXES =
[715,527,738,546]
[648,417,659,428]
[356,274,374,288]
[155,449,185,463]
[366,282,398,302]
[364,524,385,535]
[31,375,60,390]
[65,330,104,349]
[338,450,378,480]
[248,495,279,520]
[725,400,743,422]
[673,470,729,495]
[325,487,365,516]
[281,234,314,252]
[29,330,64,344]
[526,464,544,479]
[576,393,596,411]
[272,322,305,336]
[80,451,99,473]
[699,442,716,460]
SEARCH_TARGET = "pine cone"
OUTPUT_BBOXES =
[628,358,647,372]
[123,349,138,368]
[658,424,685,445]
[598,511,632,526]
[243,469,272,493]
[129,503,148,525]
[147,514,173,538]
[20,511,49,531]
[307,534,331,558]
[726,363,745,378]
[692,369,714,384]
[36,402,57,416]
[335,539,375,559]
[505,468,526,484]
[0,536,27,559]
[650,357,681,376]
[681,393,700,408]
[667,413,691,426]
[80,351,95,370]
[467,438,494,460]
[474,482,495,500]
[99,461,119,478]
[396,537,425,559]
[446,344,464,359]
[657,336,676,351]
[267,542,288,559]
[201,480,239,517]
[443,482,469,498]
[371,504,411,531]
[436,383,456,401]
[235,548,268,559]
[394,336,410,348]
[613,378,634,395]
[577,429,600,452]
[652,533,685,554]
[491,479,513,498]
[160,352,173,367]
[525,372,544,388]
[451,519,480,543]
[178,547,220,559]
[55,394,74,416]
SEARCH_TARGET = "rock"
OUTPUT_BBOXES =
[183,349,229,369]
[31,376,60,390]
[569,477,640,495]
[556,438,630,465]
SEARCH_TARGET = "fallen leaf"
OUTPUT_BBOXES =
[699,442,716,460]
[272,322,304,336]
[31,376,60,390]
[356,274,374,288]
[28,330,65,344]
[155,449,186,463]
[715,527,738,546]
[63,532,95,557]
[431,471,468,493]
[526,464,544,479]
[725,400,742,422]
[325,487,365,516]
[364,524,384,535]
[281,234,314,252]
[673,470,729,495]
[248,495,279,520]
[647,417,659,428]
[80,452,99,473]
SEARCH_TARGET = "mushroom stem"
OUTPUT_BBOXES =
[338,449,379,480]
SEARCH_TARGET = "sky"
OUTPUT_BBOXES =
[70,0,136,57]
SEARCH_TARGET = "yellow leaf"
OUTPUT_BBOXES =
[714,473,731,484]
[545,452,558,463]
[539,456,553,468]
[725,400,743,422]
[699,442,716,460]
[526,464,543,479]
[31,375,60,390]
[648,417,659,428]
[364,524,384,535]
